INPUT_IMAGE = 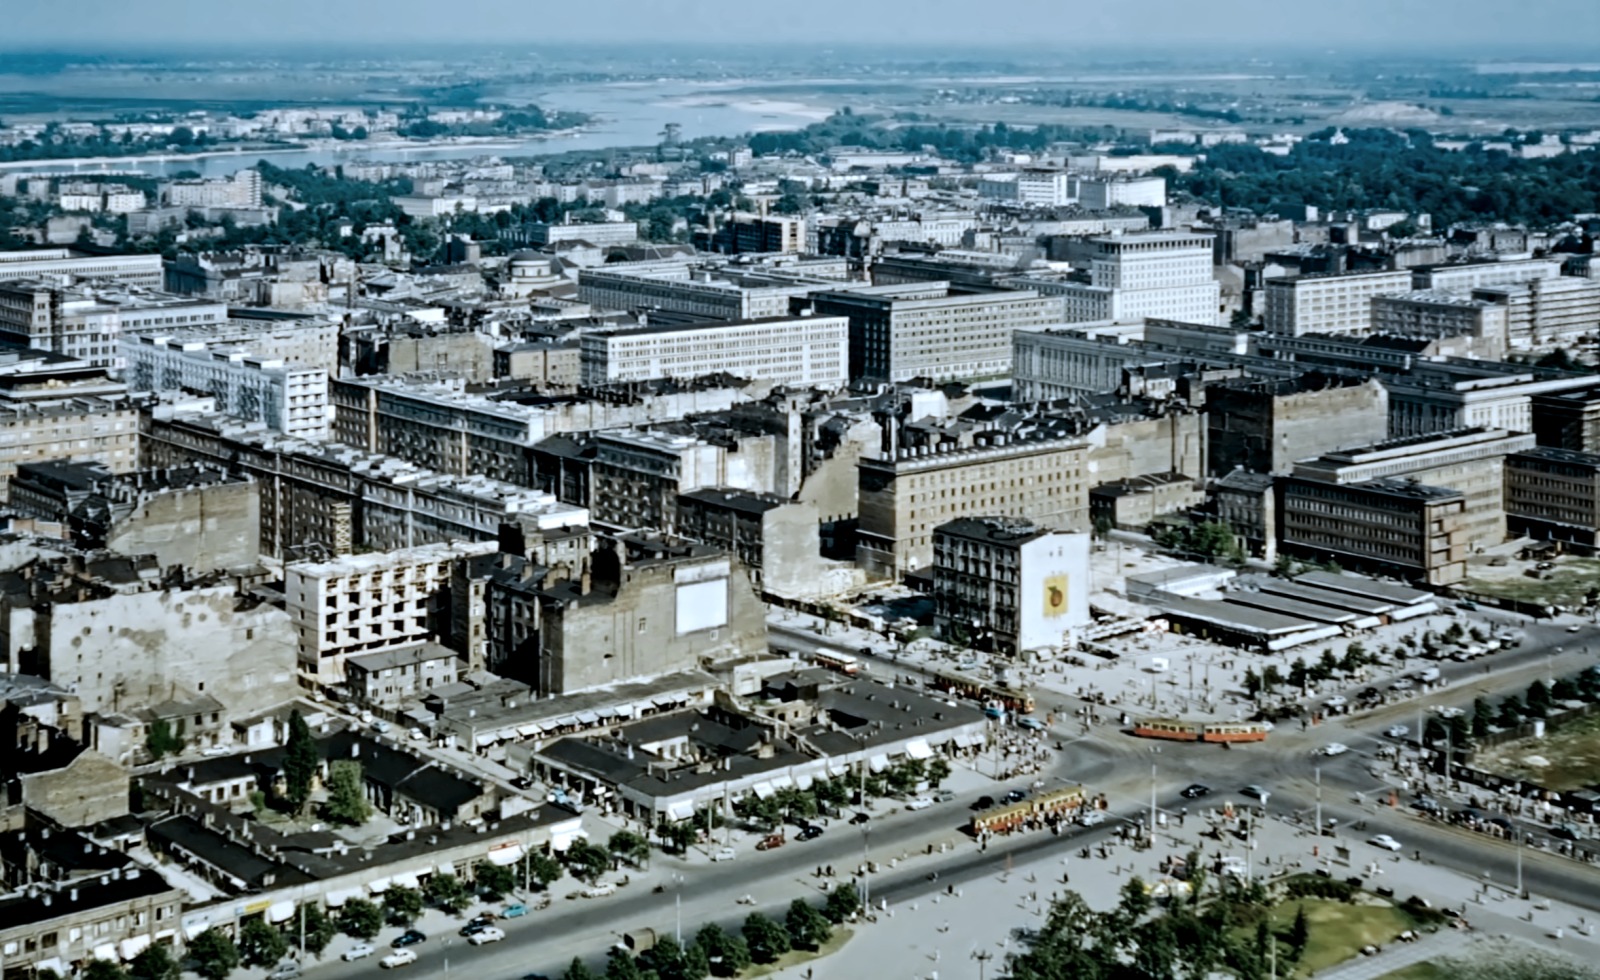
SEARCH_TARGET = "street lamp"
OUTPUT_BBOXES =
[974,948,994,980]
[672,872,685,945]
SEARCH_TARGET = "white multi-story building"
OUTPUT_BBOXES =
[163,170,261,209]
[285,541,499,687]
[1411,258,1563,292]
[1371,290,1510,350]
[931,516,1092,656]
[979,170,1075,208]
[1473,277,1600,352]
[1073,175,1166,210]
[580,314,849,387]
[577,265,839,321]
[1263,269,1413,336]
[1010,232,1220,325]
[122,335,330,439]
[0,248,163,289]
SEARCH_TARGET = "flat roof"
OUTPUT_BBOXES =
[597,313,848,339]
[1156,595,1317,637]
[1221,589,1362,625]
[1252,579,1395,616]
[1294,571,1433,606]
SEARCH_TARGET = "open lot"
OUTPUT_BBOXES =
[1461,556,1600,610]
[1262,894,1429,977]
[1473,713,1600,792]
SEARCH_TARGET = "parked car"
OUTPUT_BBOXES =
[501,904,528,918]
[933,789,956,803]
[391,931,426,949]
[582,883,617,899]
[756,834,786,851]
[468,928,505,946]
[711,846,737,862]
[381,951,418,970]
[796,825,825,841]
[906,797,934,811]
[1078,810,1107,827]
[1389,679,1415,691]
[1180,784,1211,799]
[1369,834,1403,852]
[268,962,302,980]
[342,944,376,962]
[1552,824,1584,841]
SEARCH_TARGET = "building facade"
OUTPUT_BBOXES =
[1505,447,1600,553]
[123,336,328,440]
[931,517,1091,657]
[579,315,849,388]
[1263,270,1413,336]
[1279,476,1467,585]
[0,248,164,289]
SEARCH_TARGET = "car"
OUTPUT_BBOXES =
[1369,834,1403,851]
[1487,817,1513,832]
[1389,679,1415,691]
[358,709,374,724]
[201,745,231,756]
[1241,784,1270,802]
[1323,696,1348,709]
[1386,725,1410,739]
[1018,716,1046,731]
[408,727,425,741]
[342,944,376,962]
[372,720,391,734]
[755,834,786,851]
[381,950,418,970]
[849,811,871,825]
[906,797,934,811]
[1434,706,1465,718]
[1552,824,1584,841]
[1078,809,1107,827]
[1412,797,1443,815]
[459,922,489,938]
[1568,624,1583,633]
[934,789,956,803]
[711,846,737,861]
[972,795,996,811]
[1358,687,1381,701]
[1457,600,1478,611]
[1180,783,1211,799]
[391,931,426,948]
[1321,743,1349,757]
[510,776,534,790]
[1002,789,1028,804]
[796,825,825,841]
[468,913,498,927]
[468,927,506,946]
[502,904,528,918]
[268,963,302,980]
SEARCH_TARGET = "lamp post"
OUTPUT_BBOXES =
[672,872,684,946]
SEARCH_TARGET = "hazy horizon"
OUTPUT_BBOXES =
[4,0,1598,53]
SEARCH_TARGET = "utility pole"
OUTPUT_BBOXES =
[1315,767,1322,832]
[1150,762,1158,835]
[861,824,872,909]
[299,904,306,962]
[1516,828,1524,897]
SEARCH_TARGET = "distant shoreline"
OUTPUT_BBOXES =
[0,130,586,172]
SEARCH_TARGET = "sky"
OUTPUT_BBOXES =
[4,0,1598,50]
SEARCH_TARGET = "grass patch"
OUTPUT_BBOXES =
[744,928,853,978]
[1473,712,1600,791]
[1379,963,1451,980]
[1461,557,1600,608]
[1258,897,1424,977]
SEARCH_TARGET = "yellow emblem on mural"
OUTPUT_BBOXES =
[1043,575,1069,617]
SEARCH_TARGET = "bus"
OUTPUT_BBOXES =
[812,648,861,676]
[1133,718,1269,744]
[927,668,1036,715]
[972,784,1087,836]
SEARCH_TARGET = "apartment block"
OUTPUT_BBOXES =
[857,425,1090,579]
[123,335,329,439]
[1505,447,1600,553]
[580,314,848,388]
[1263,269,1412,335]
[345,641,462,709]
[577,264,838,321]
[286,541,499,687]
[1410,258,1563,292]
[1531,384,1600,454]
[1009,232,1219,326]
[1370,291,1510,357]
[1279,476,1467,586]
[517,219,639,248]
[1011,330,1161,400]
[1288,428,1534,552]
[809,282,1066,382]
[931,517,1091,657]
[1206,376,1390,477]
[0,280,230,370]
[163,170,261,209]
[0,395,140,494]
[1073,175,1166,210]
[699,212,806,254]
[1473,277,1600,352]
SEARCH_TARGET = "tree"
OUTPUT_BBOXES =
[564,839,611,883]
[130,944,178,980]
[1118,875,1152,923]
[785,899,832,950]
[383,885,424,926]
[1287,905,1310,957]
[1243,668,1262,698]
[1473,696,1494,737]
[823,884,862,924]
[425,874,471,916]
[1288,657,1309,691]
[281,710,319,816]
[1315,648,1340,681]
[639,935,708,980]
[601,948,647,980]
[694,923,751,978]
[741,912,791,964]
[1553,677,1580,703]
[927,756,952,788]
[1496,696,1525,728]
[608,830,651,870]
[1230,308,1254,329]
[338,898,383,940]
[562,958,601,980]
[239,917,289,968]
[145,718,183,759]
[1526,680,1552,718]
[524,850,564,890]
[1262,664,1284,692]
[658,820,697,855]
[299,904,336,957]
[474,860,516,900]
[188,928,241,980]
[322,760,370,826]
[84,962,130,980]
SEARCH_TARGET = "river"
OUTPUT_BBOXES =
[3,79,838,179]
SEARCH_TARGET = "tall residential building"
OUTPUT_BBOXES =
[1263,269,1413,336]
[1410,258,1563,292]
[808,282,1065,382]
[577,264,842,321]
[978,170,1075,207]
[0,279,229,370]
[1370,291,1510,356]
[123,335,329,439]
[1073,175,1166,210]
[931,517,1091,657]
[579,315,849,388]
[0,248,164,289]
[1505,447,1600,553]
[1009,232,1220,325]
[699,213,807,254]
[1279,476,1467,586]
[0,396,140,494]
[1472,277,1600,353]
[163,170,262,209]
[857,424,1091,579]
[285,541,499,687]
